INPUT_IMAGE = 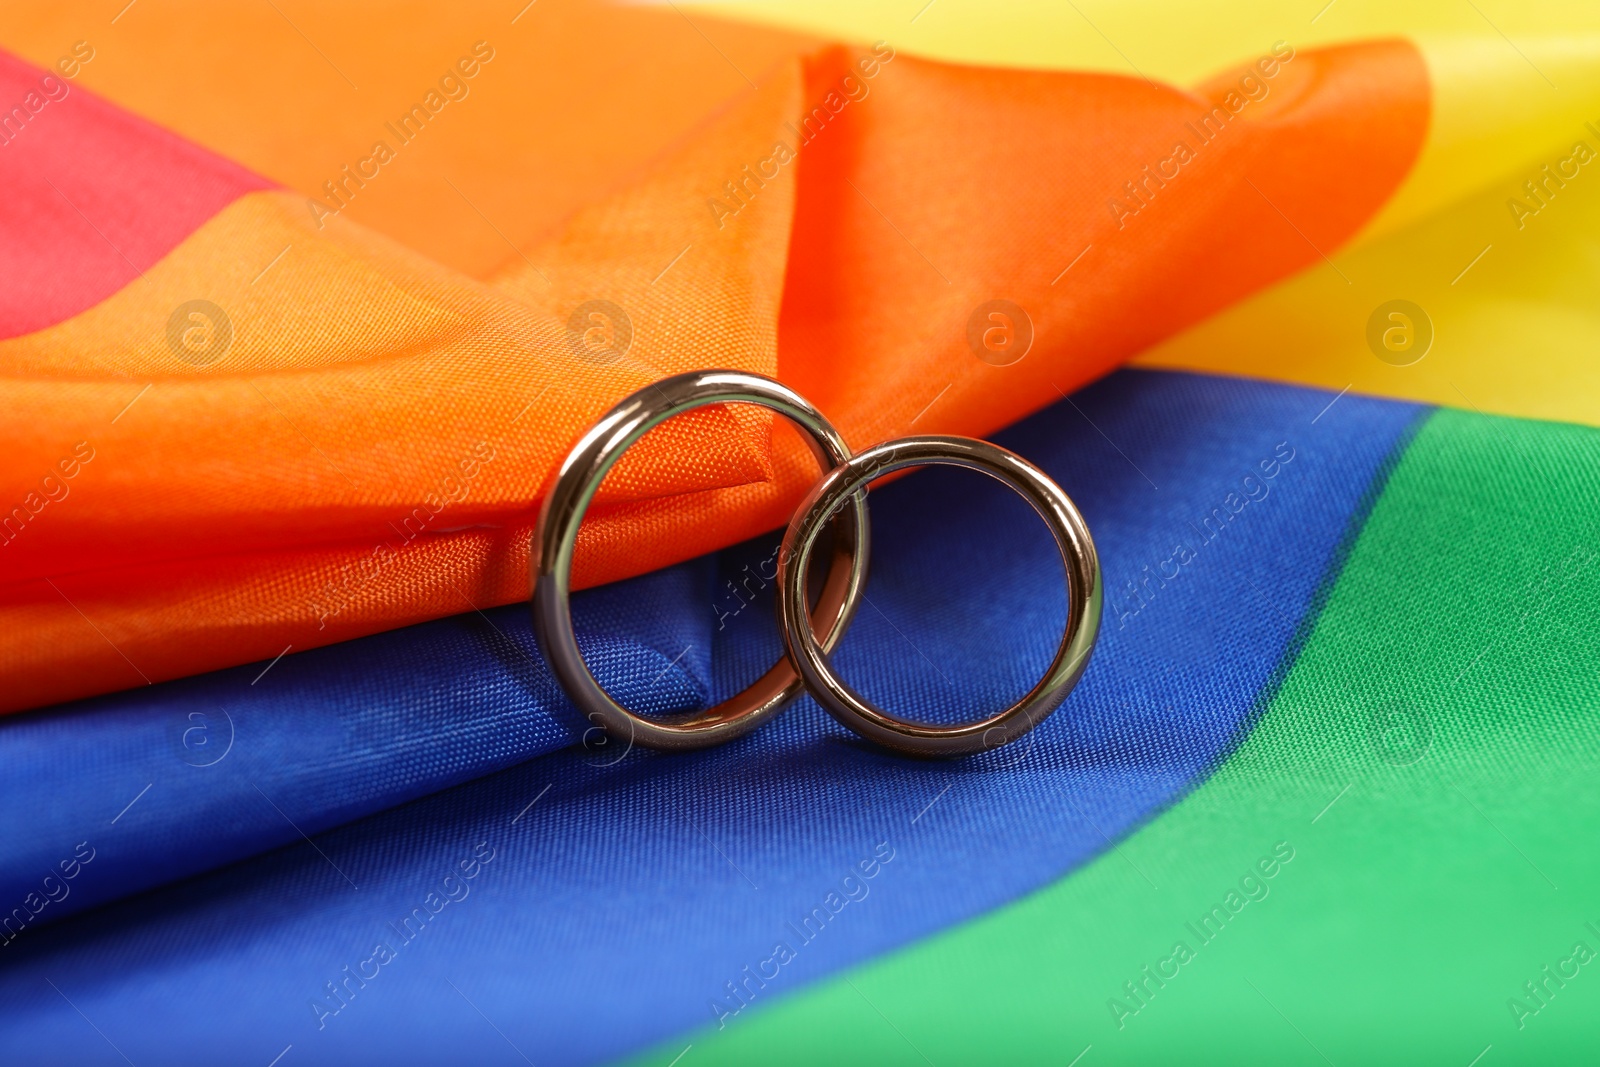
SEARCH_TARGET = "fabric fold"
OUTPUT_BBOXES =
[0,370,1429,1065]
[0,556,716,933]
[0,19,1432,712]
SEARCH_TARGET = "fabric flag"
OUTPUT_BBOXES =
[1,1,1597,1065]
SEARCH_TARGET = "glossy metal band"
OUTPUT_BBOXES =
[532,370,870,752]
[776,435,1101,758]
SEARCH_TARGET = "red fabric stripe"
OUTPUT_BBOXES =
[0,49,271,339]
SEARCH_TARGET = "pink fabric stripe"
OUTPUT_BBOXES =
[0,49,272,339]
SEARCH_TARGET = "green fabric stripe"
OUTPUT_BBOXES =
[622,407,1600,1065]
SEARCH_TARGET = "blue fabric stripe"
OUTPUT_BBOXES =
[0,370,1424,1066]
[0,555,714,926]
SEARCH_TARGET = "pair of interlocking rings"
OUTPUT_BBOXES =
[531,370,1102,758]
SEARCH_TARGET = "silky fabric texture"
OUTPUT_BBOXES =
[633,408,1600,1066]
[707,0,1600,428]
[0,50,272,336]
[0,371,1424,1065]
[0,560,714,929]
[0,0,1430,713]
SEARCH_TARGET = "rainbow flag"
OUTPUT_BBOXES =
[1,1,1596,1063]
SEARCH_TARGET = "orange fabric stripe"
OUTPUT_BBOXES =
[0,14,1428,712]
[0,0,821,281]
[781,40,1430,447]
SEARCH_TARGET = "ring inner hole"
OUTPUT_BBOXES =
[809,461,1067,728]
